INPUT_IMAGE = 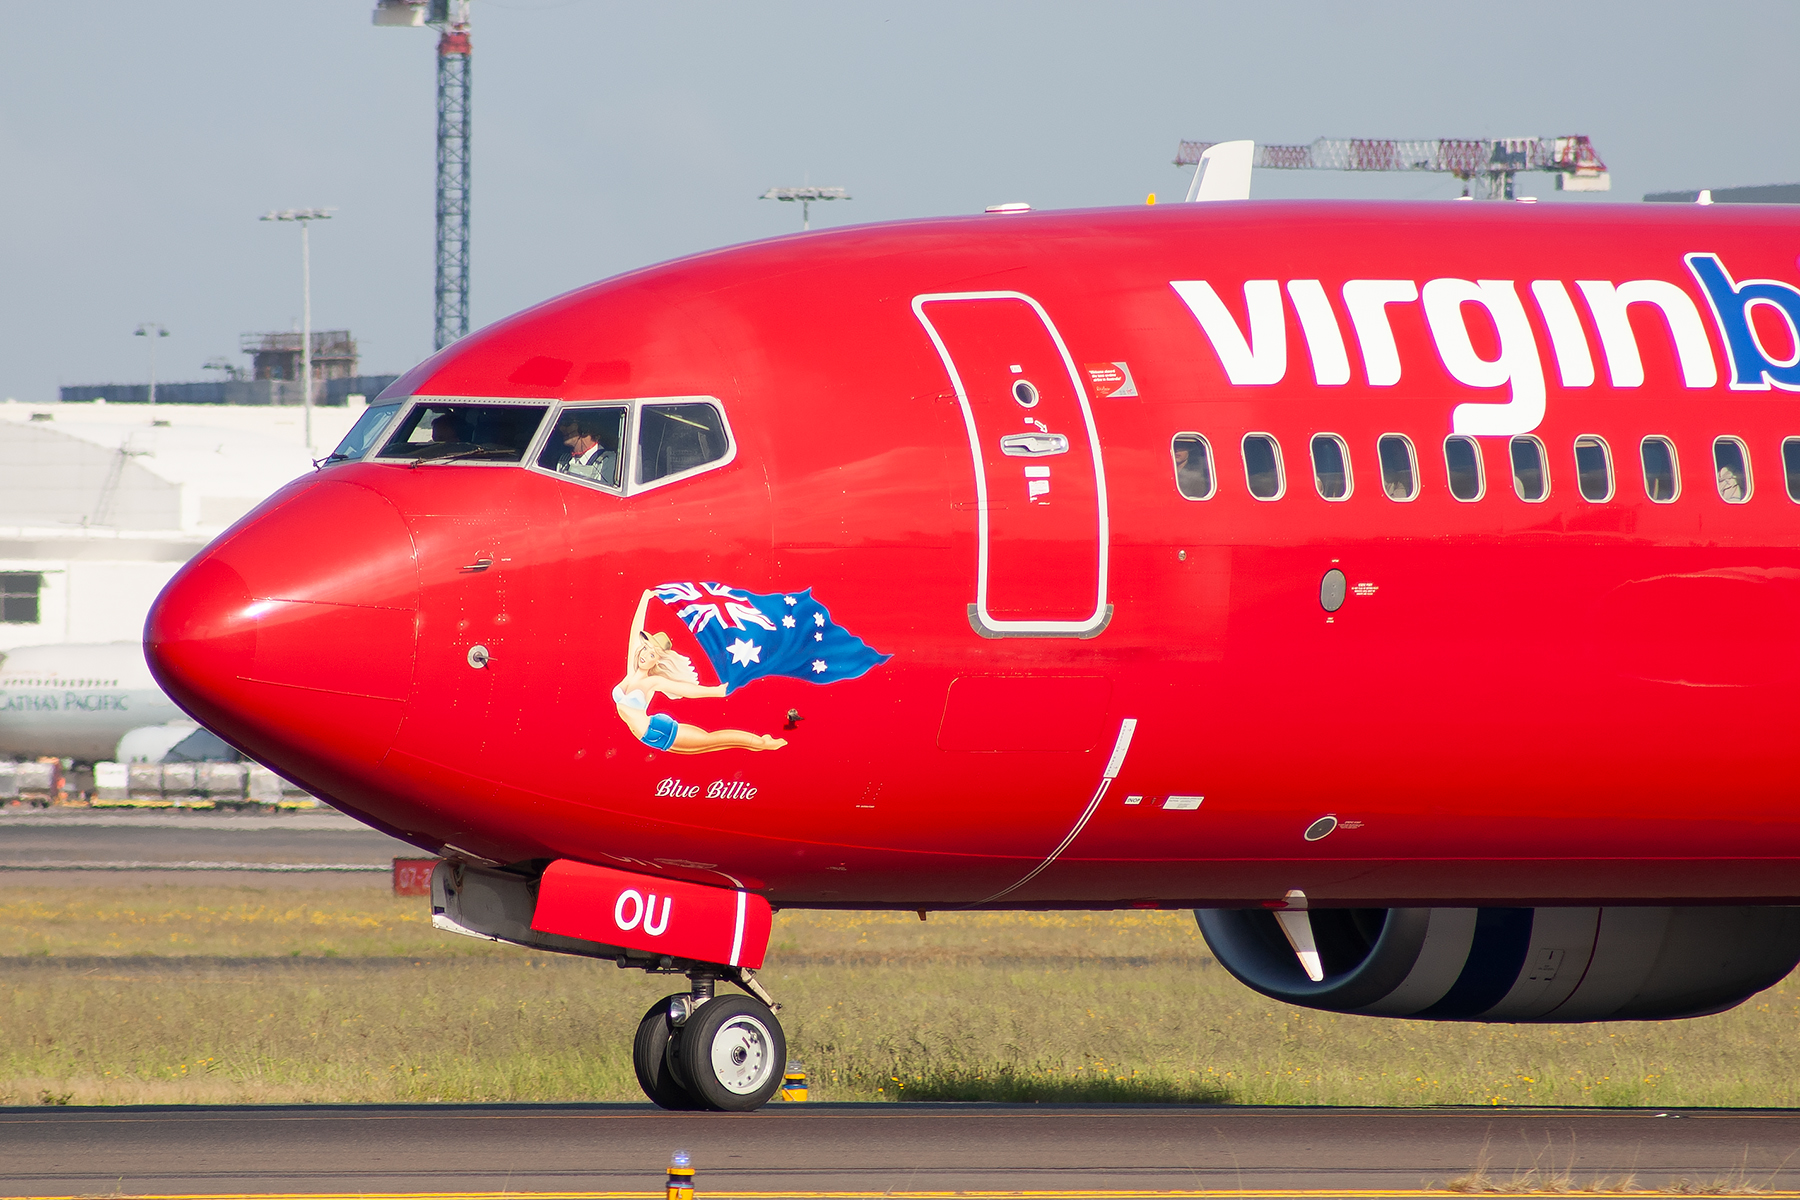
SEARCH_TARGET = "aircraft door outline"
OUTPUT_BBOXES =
[913,291,1113,638]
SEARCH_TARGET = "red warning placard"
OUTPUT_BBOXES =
[392,858,438,896]
[1083,361,1138,398]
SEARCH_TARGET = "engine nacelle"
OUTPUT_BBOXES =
[1195,906,1800,1022]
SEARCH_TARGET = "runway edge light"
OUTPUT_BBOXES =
[667,1149,695,1200]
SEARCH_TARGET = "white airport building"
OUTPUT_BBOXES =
[0,398,388,791]
[0,399,373,650]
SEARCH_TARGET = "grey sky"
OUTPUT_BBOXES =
[3,1,1795,403]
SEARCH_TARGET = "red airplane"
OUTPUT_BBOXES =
[147,199,1800,1111]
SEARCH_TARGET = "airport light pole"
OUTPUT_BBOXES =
[134,323,168,405]
[260,208,334,452]
[760,186,850,231]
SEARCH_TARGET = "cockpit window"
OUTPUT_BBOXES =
[375,402,549,463]
[535,404,627,489]
[527,396,735,496]
[636,403,730,486]
[323,402,401,464]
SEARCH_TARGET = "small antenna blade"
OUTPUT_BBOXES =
[1188,140,1254,202]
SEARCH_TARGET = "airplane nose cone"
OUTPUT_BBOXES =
[146,480,419,790]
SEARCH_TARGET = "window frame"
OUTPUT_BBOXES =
[529,401,632,494]
[1509,434,1551,503]
[372,395,555,468]
[1572,434,1616,503]
[1375,432,1420,503]
[0,571,43,625]
[1783,437,1800,504]
[1169,432,1217,501]
[1309,433,1353,502]
[1712,435,1754,504]
[375,394,739,495]
[1240,432,1286,502]
[626,398,739,493]
[324,401,403,465]
[1639,435,1681,504]
[1442,435,1485,503]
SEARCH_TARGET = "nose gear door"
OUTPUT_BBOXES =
[913,291,1111,637]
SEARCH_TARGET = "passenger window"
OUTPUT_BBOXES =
[1640,436,1679,503]
[637,402,731,486]
[1713,436,1752,503]
[1574,435,1613,502]
[1510,435,1549,502]
[1376,434,1417,501]
[1310,434,1351,501]
[1783,438,1800,502]
[1443,435,1483,502]
[536,405,627,488]
[1171,434,1216,500]
[376,402,549,463]
[1241,434,1284,500]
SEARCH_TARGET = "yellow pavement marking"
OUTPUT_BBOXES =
[20,1192,1800,1200]
[16,1106,1800,1126]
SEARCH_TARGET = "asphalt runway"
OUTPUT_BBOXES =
[6,1103,1800,1199]
[0,810,420,882]
[5,821,1799,1200]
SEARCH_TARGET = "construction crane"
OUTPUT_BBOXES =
[375,0,472,350]
[1175,136,1610,200]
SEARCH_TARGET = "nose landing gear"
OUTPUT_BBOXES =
[634,970,787,1111]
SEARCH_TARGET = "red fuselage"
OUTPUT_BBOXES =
[147,200,1800,910]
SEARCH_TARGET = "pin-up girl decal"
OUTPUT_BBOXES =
[615,590,787,753]
[614,582,891,755]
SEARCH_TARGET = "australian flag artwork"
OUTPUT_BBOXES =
[652,582,891,694]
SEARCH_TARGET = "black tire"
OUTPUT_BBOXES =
[674,993,786,1112]
[633,995,703,1110]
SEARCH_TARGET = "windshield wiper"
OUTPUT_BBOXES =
[408,444,510,468]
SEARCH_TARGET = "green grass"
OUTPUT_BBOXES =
[0,884,492,958]
[4,885,1800,1107]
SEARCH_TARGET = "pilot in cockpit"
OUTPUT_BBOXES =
[554,412,619,486]
[431,411,473,444]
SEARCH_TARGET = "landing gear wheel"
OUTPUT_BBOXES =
[674,993,786,1112]
[633,995,703,1110]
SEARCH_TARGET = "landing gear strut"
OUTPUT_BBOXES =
[633,970,786,1111]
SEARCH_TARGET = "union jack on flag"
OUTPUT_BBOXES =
[654,581,779,636]
[651,582,890,694]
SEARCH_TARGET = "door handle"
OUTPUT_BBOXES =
[461,558,493,573]
[999,433,1069,457]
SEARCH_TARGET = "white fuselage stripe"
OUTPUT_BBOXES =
[971,718,1137,906]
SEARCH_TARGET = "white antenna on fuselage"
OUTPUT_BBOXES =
[1186,140,1255,202]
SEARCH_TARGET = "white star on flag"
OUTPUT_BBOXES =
[781,615,796,628]
[784,596,798,606]
[813,613,826,627]
[814,632,823,641]
[726,638,762,666]
[811,659,827,673]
